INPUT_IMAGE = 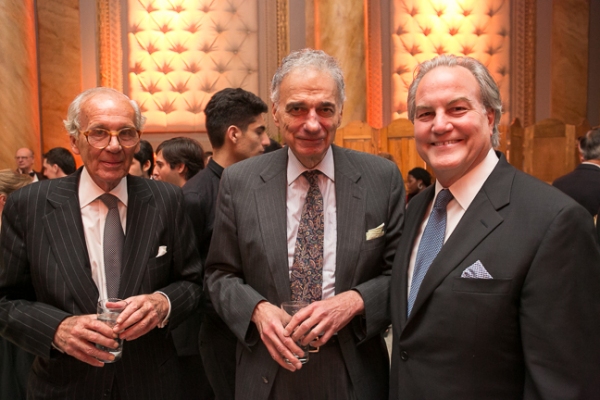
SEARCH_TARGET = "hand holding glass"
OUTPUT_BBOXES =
[96,298,127,362]
[281,301,309,364]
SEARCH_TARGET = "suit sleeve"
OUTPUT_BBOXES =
[351,163,405,340]
[521,203,600,399]
[0,191,70,358]
[204,172,266,346]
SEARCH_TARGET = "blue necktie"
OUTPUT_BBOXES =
[99,194,123,299]
[407,189,453,316]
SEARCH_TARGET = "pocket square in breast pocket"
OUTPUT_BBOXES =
[156,245,167,258]
[461,260,493,279]
[366,223,385,240]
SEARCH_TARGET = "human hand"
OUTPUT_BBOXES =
[251,301,305,372]
[283,290,364,347]
[113,293,169,341]
[53,314,118,367]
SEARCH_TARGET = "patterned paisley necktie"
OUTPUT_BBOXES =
[290,171,324,303]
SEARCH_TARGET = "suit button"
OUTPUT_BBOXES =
[400,350,409,361]
[262,376,269,384]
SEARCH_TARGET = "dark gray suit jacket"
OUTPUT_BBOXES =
[205,146,404,400]
[0,170,203,400]
[390,154,600,399]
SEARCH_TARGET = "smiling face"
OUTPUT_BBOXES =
[272,67,342,168]
[70,92,139,192]
[413,66,494,187]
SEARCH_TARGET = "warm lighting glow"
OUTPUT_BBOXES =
[128,0,259,133]
[392,0,510,123]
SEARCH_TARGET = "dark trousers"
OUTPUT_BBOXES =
[199,317,236,400]
[268,338,356,400]
[0,338,34,400]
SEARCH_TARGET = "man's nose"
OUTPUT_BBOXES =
[304,109,320,132]
[432,113,452,134]
[106,135,122,151]
[260,132,270,147]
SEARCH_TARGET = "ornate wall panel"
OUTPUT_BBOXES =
[391,0,511,124]
[127,0,260,133]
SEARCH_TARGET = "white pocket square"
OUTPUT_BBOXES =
[366,223,385,240]
[156,246,167,258]
[461,260,493,279]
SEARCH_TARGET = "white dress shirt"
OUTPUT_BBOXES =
[407,148,499,294]
[78,167,128,301]
[287,147,337,300]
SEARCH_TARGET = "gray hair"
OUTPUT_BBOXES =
[270,49,346,107]
[63,87,146,138]
[580,127,600,161]
[407,55,503,148]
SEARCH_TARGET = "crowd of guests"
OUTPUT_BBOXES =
[1,49,599,400]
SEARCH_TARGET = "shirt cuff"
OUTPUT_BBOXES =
[153,291,171,328]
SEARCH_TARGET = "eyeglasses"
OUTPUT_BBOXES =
[80,128,141,149]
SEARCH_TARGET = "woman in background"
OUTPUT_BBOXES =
[406,167,432,204]
[0,169,34,400]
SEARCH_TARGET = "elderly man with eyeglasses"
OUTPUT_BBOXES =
[0,87,203,400]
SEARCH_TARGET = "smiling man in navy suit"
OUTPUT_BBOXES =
[389,55,600,400]
[0,87,202,400]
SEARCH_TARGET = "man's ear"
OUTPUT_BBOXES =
[272,103,280,126]
[70,135,81,156]
[0,193,6,208]
[175,163,186,175]
[226,125,242,144]
[142,160,151,173]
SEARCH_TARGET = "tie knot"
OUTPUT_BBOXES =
[434,189,453,209]
[303,170,321,187]
[99,193,120,209]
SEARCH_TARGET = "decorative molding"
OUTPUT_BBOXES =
[365,0,384,128]
[276,0,289,63]
[510,0,536,127]
[97,0,123,91]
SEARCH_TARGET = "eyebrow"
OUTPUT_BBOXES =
[415,96,474,111]
[285,101,337,110]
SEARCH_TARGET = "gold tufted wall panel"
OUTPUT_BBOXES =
[128,0,259,133]
[391,0,511,124]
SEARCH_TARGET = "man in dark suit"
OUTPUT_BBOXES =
[15,147,44,182]
[553,127,600,216]
[205,49,404,400]
[389,55,600,399]
[183,87,269,400]
[0,87,203,399]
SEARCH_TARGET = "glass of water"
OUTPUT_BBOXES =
[281,300,310,364]
[96,298,127,362]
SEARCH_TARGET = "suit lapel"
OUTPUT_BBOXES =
[43,171,99,314]
[120,177,155,299]
[405,154,514,325]
[255,150,291,302]
[332,146,365,293]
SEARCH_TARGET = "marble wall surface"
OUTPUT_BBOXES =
[551,0,589,125]
[37,0,82,164]
[0,0,40,170]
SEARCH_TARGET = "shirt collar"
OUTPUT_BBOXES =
[287,146,335,185]
[435,148,499,211]
[79,167,128,208]
[581,161,600,169]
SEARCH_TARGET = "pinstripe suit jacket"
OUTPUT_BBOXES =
[205,145,405,400]
[0,170,203,400]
